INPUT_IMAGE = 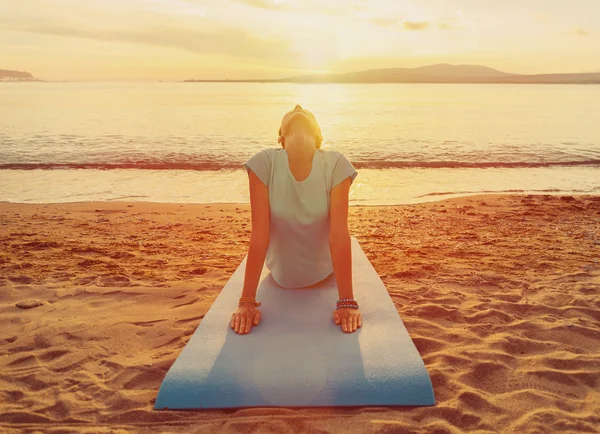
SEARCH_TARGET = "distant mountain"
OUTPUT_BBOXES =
[0,69,43,82]
[410,63,514,78]
[184,63,600,84]
[279,64,516,83]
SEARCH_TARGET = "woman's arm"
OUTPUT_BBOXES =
[241,168,270,299]
[329,176,354,300]
[241,233,269,298]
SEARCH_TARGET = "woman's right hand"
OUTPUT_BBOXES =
[230,303,261,334]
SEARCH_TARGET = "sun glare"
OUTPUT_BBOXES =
[290,35,340,71]
[302,48,333,70]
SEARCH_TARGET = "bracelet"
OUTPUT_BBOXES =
[336,298,359,309]
[239,296,261,307]
[239,301,262,307]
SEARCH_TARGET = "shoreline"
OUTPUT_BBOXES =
[1,193,599,432]
[1,190,598,208]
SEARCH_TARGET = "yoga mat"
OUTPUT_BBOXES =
[154,236,436,409]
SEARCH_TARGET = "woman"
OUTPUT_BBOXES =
[231,104,362,335]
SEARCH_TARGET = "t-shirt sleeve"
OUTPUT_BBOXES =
[331,152,358,189]
[243,149,272,187]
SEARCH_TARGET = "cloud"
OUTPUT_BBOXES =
[368,17,400,27]
[575,27,589,36]
[438,21,465,30]
[234,0,351,15]
[235,0,296,11]
[368,18,465,32]
[0,19,301,67]
[403,21,430,31]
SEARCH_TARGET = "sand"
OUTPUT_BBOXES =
[1,193,599,433]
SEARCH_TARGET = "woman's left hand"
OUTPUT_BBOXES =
[333,308,362,333]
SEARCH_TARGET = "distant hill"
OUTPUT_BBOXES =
[409,64,514,78]
[184,63,600,84]
[279,64,516,83]
[0,69,43,82]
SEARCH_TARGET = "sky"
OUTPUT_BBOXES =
[1,0,599,81]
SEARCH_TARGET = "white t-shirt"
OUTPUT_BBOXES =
[243,147,358,288]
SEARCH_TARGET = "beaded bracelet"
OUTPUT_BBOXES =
[336,298,359,310]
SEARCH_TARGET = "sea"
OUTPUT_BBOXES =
[1,81,599,206]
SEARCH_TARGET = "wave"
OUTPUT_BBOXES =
[415,187,600,198]
[1,159,599,171]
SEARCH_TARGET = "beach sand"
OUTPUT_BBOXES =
[1,193,599,433]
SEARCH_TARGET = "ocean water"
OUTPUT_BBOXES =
[1,81,599,205]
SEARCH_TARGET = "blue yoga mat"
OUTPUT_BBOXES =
[154,236,436,409]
